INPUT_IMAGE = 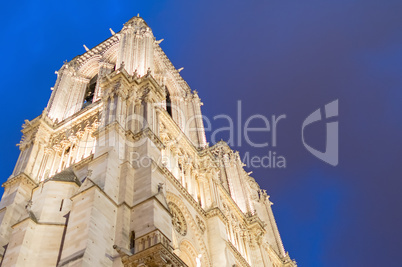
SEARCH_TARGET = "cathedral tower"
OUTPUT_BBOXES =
[0,15,296,267]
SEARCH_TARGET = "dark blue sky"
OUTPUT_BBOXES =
[1,1,402,266]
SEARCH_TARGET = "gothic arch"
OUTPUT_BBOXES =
[78,55,102,78]
[102,41,119,64]
[164,76,183,97]
[179,239,198,267]
[166,192,211,267]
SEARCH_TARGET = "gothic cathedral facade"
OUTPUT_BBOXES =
[0,16,296,267]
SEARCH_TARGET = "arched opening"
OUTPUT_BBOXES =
[167,192,210,266]
[82,74,98,109]
[179,240,198,267]
[180,251,195,267]
[129,231,135,252]
[165,86,172,117]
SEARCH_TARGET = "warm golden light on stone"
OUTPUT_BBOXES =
[0,14,296,267]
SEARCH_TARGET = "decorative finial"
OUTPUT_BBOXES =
[83,45,89,52]
[137,13,140,17]
[109,28,115,35]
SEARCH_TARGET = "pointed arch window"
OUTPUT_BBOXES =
[130,231,135,251]
[82,74,98,109]
[165,86,172,117]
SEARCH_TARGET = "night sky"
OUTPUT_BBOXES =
[1,1,402,266]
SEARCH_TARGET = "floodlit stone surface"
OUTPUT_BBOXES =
[0,15,296,267]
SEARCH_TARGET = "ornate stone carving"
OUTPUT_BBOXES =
[196,215,206,235]
[168,202,187,236]
[0,15,296,267]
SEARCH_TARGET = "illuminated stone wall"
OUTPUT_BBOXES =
[0,15,296,267]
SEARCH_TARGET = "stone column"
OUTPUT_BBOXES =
[50,144,62,176]
[74,129,85,163]
[94,61,115,101]
[37,147,52,181]
[208,168,221,208]
[248,231,265,266]
[192,90,207,148]
[198,176,207,208]
[185,162,192,192]
[57,139,70,173]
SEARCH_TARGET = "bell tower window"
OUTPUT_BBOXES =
[82,74,98,109]
[130,231,135,251]
[165,87,172,117]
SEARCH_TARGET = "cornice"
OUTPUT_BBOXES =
[74,154,94,169]
[11,216,66,229]
[154,44,191,95]
[206,207,228,223]
[154,159,207,217]
[121,243,187,267]
[54,101,102,131]
[226,241,251,267]
[102,67,165,101]
[265,244,297,267]
[69,178,130,211]
[128,127,165,151]
[218,183,248,222]
[94,120,126,141]
[246,214,266,232]
[158,107,205,156]
[2,172,37,189]
[70,34,120,71]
